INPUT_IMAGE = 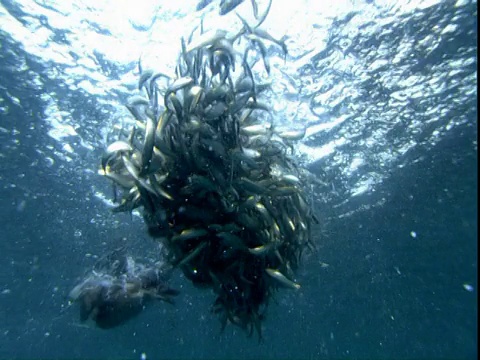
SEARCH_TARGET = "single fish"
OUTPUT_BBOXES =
[219,0,244,15]
[197,0,214,11]
[265,268,301,290]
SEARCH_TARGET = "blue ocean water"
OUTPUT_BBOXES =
[0,0,477,359]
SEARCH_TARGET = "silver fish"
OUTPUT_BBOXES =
[219,0,244,15]
[139,117,156,176]
[265,268,301,290]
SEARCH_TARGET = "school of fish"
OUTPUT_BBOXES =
[99,0,317,339]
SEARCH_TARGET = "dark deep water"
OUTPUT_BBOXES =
[0,1,477,359]
[0,72,476,359]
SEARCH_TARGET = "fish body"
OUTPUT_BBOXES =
[197,0,214,10]
[265,268,301,290]
[219,0,244,15]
